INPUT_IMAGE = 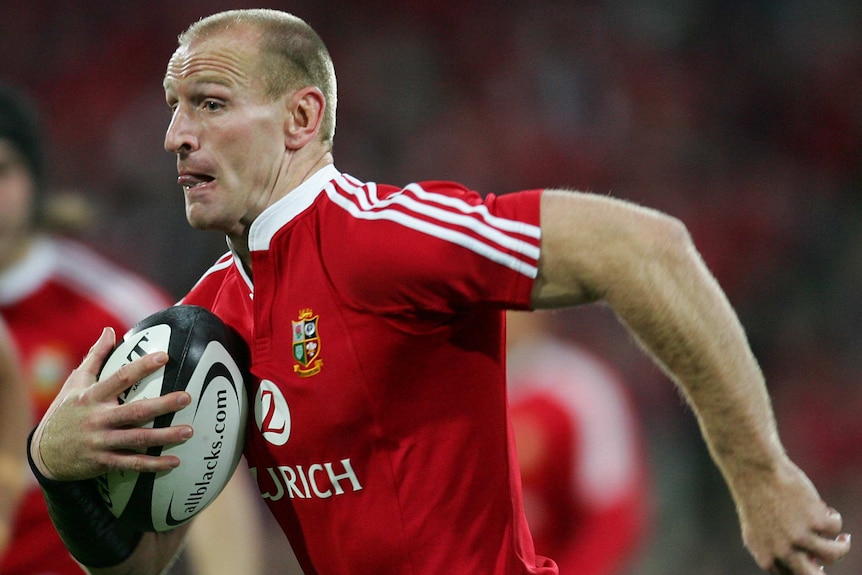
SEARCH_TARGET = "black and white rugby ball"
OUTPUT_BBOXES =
[95,305,250,532]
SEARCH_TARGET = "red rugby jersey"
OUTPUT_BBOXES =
[0,237,171,575]
[182,165,555,574]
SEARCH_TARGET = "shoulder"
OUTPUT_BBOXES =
[324,175,542,247]
[327,175,542,213]
[316,178,543,312]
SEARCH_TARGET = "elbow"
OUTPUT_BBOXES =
[644,212,697,267]
[601,211,702,306]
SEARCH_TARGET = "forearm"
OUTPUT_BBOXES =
[534,190,785,474]
[607,230,784,476]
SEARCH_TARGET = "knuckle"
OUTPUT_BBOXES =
[112,362,138,384]
[129,457,153,474]
[126,429,152,451]
[101,454,124,473]
[123,399,153,423]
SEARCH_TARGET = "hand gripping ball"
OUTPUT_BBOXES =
[95,305,250,532]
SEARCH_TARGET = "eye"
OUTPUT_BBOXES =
[203,99,224,112]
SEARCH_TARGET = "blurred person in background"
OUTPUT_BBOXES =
[507,310,650,575]
[0,317,30,558]
[0,82,264,575]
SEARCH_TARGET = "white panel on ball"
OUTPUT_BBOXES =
[152,340,248,531]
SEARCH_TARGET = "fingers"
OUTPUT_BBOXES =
[772,554,824,575]
[799,531,852,568]
[771,532,852,575]
[91,348,169,403]
[86,391,194,475]
[43,328,121,404]
[802,507,851,568]
[100,423,195,474]
[36,328,198,480]
[79,399,195,478]
[814,508,844,539]
[104,390,191,431]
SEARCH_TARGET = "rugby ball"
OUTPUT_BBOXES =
[95,305,250,532]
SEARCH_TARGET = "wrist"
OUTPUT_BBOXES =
[715,441,791,494]
[27,424,58,482]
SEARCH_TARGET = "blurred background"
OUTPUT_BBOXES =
[2,0,860,573]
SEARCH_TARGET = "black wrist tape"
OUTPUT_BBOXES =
[26,428,144,568]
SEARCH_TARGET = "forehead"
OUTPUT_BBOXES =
[163,28,262,93]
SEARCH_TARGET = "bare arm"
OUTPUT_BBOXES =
[28,328,193,575]
[0,319,29,555]
[532,189,850,574]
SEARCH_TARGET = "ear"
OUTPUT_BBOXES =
[284,87,325,149]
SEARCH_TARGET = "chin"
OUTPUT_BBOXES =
[187,217,229,233]
[185,211,218,232]
[186,211,239,236]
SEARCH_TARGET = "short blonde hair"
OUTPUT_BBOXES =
[179,9,337,147]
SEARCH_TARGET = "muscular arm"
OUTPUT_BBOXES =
[532,189,850,574]
[533,190,775,457]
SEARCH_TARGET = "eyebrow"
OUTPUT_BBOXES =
[163,74,236,92]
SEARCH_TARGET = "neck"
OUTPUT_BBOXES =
[228,232,252,278]
[228,149,335,276]
[275,149,334,204]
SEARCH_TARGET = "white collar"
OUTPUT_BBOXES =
[248,164,340,252]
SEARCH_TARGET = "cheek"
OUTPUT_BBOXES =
[242,129,283,166]
[232,115,285,165]
[227,138,283,197]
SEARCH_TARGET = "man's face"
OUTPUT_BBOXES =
[0,140,35,260]
[163,27,290,237]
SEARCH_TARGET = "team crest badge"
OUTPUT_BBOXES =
[292,309,323,377]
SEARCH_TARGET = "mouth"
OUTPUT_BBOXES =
[177,173,215,192]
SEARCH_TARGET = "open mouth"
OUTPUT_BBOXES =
[178,173,215,191]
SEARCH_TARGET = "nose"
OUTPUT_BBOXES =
[164,107,198,155]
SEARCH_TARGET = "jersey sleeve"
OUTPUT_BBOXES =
[322,181,543,317]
